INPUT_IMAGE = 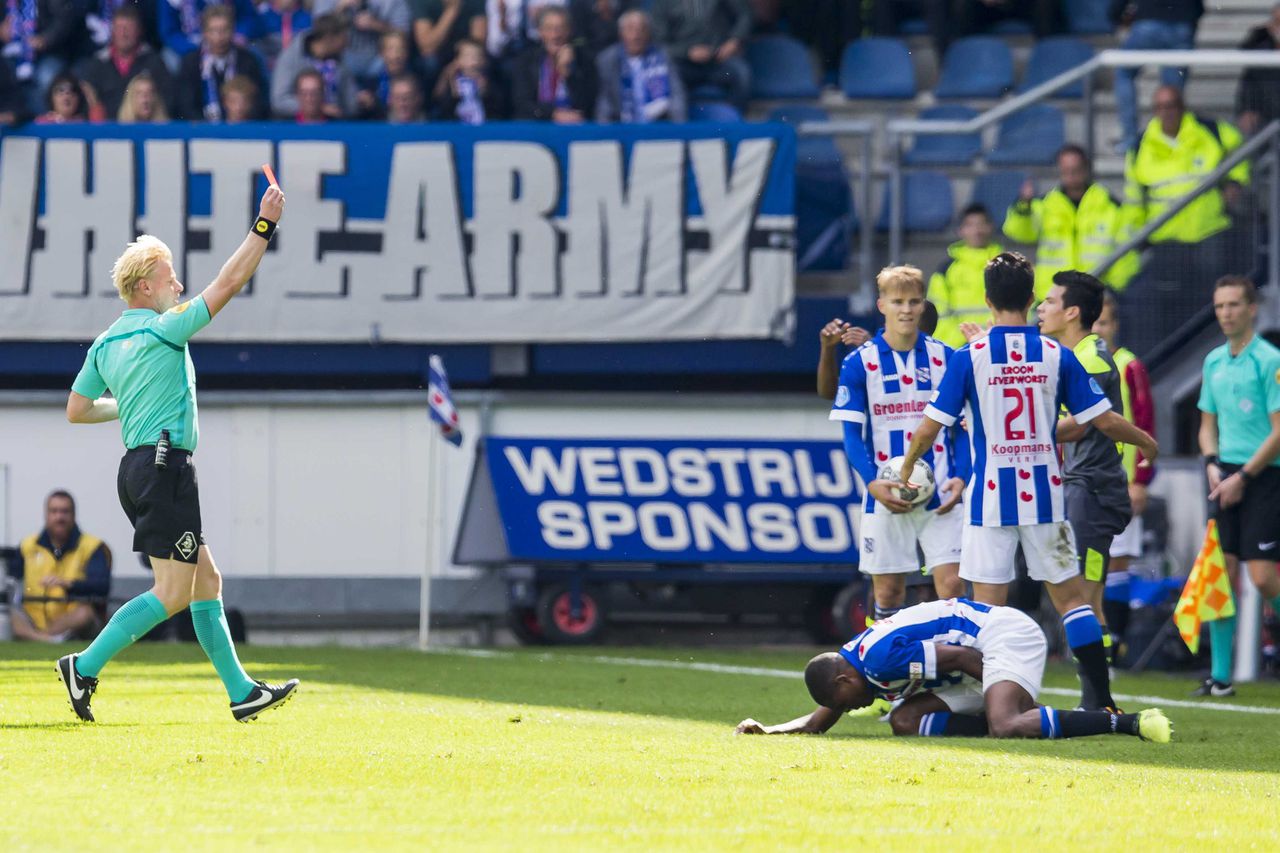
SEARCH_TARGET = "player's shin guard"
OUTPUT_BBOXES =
[919,712,988,737]
[1209,615,1237,685]
[190,598,257,704]
[1062,605,1114,708]
[1040,706,1141,739]
[75,591,169,678]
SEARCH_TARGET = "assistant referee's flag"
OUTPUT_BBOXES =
[427,355,462,446]
[1174,520,1236,654]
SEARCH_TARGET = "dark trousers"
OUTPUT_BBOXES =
[678,56,750,112]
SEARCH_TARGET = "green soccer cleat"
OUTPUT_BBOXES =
[847,697,893,718]
[1137,709,1172,744]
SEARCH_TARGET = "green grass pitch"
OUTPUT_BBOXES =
[3,642,1279,850]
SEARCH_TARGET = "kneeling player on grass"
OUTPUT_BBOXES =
[735,598,1171,742]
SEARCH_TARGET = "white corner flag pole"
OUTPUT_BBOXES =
[419,427,441,651]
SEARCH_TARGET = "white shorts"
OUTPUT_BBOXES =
[859,504,964,575]
[930,607,1047,710]
[1110,514,1144,559]
[959,521,1079,586]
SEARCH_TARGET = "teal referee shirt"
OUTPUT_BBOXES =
[71,296,213,452]
[1198,333,1280,467]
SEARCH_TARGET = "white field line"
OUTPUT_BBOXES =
[437,648,1280,716]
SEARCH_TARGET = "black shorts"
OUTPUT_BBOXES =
[117,446,205,564]
[1065,482,1129,582]
[1215,464,1280,562]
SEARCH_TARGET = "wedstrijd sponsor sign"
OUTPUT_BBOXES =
[486,437,860,563]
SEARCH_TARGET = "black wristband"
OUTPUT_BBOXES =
[1240,468,1255,483]
[251,216,277,241]
[1204,454,1219,469]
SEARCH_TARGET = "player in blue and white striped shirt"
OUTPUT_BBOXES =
[734,598,1171,742]
[900,254,1158,710]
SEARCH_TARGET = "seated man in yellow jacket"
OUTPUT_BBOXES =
[929,203,1003,349]
[8,491,111,642]
[1004,144,1138,297]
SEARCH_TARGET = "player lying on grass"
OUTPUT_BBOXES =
[735,598,1171,742]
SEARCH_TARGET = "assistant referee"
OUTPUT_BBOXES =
[1197,275,1280,698]
[56,185,297,723]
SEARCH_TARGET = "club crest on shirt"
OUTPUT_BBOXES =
[916,366,931,385]
[1274,368,1280,385]
[835,385,851,407]
[1089,378,1103,395]
[170,301,191,315]
[176,531,197,560]
[1240,398,1255,414]
[863,537,875,554]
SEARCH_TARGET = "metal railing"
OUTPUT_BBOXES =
[884,49,1280,266]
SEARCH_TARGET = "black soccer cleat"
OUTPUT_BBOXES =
[1190,677,1235,698]
[231,679,300,722]
[56,653,99,723]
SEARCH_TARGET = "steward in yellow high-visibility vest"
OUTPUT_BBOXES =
[928,203,1003,349]
[1004,145,1139,296]
[1124,86,1249,246]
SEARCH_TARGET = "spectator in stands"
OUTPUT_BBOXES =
[35,71,106,123]
[254,0,313,71]
[1124,85,1248,287]
[175,4,269,121]
[954,0,1057,40]
[7,491,111,643]
[433,37,504,121]
[0,49,29,125]
[158,0,265,71]
[651,0,751,113]
[272,13,359,118]
[313,0,412,78]
[411,0,486,80]
[1236,3,1280,136]
[1,0,92,115]
[1111,0,1204,153]
[386,71,427,121]
[486,0,565,63]
[293,65,330,121]
[358,29,417,117]
[870,1,950,60]
[220,73,259,121]
[1004,144,1138,298]
[570,0,640,55]
[511,6,595,122]
[117,70,169,120]
[594,9,685,124]
[87,1,163,51]
[928,203,1003,349]
[80,5,174,119]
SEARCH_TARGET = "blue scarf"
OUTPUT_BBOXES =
[200,49,235,121]
[3,0,37,79]
[538,55,570,109]
[454,74,484,125]
[311,57,341,105]
[619,47,671,123]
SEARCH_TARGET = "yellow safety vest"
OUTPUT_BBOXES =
[1113,346,1139,483]
[1124,112,1249,244]
[1003,183,1139,294]
[928,241,1003,350]
[19,530,107,632]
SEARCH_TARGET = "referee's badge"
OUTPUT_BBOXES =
[1240,398,1255,414]
[1274,368,1280,385]
[835,386,850,407]
[176,532,197,561]
[171,301,191,314]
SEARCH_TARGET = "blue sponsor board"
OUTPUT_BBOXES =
[486,437,860,564]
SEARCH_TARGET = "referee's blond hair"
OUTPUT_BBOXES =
[111,235,172,301]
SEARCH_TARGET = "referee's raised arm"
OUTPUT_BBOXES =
[202,185,285,319]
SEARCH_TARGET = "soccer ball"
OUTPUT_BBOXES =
[878,456,935,508]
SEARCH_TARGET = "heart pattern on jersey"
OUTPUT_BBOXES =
[1020,491,1033,502]
[1051,475,1062,486]
[877,451,888,461]
[932,357,943,366]
[1018,469,1031,480]
[902,376,913,385]
[1046,340,1057,349]
[935,444,945,453]
[974,342,986,350]
[987,480,996,490]
[866,363,879,371]
[1011,351,1023,362]
[906,432,913,440]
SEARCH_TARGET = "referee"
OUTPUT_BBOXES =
[56,185,297,723]
[1197,275,1280,697]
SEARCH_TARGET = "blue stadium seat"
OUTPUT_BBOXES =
[1065,0,1113,34]
[877,171,954,233]
[988,19,1033,35]
[768,106,857,271]
[690,102,743,122]
[903,105,981,166]
[1018,36,1095,97]
[987,104,1065,165]
[934,37,1014,99]
[747,35,820,99]
[970,170,1029,221]
[839,38,917,99]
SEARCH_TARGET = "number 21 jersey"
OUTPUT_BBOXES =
[923,326,1110,527]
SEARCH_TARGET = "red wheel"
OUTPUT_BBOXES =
[831,582,870,639]
[536,585,606,644]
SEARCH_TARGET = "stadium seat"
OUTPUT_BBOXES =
[839,38,916,100]
[986,104,1065,165]
[747,35,820,99]
[876,171,954,233]
[934,37,1014,99]
[1017,36,1095,97]
[903,105,981,166]
[769,105,841,165]
[768,106,857,271]
[1065,0,1113,34]
[689,102,743,122]
[970,170,1029,220]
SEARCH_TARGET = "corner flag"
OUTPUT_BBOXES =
[427,355,462,446]
[1173,520,1236,654]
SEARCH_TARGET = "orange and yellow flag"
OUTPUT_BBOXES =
[1174,520,1236,654]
